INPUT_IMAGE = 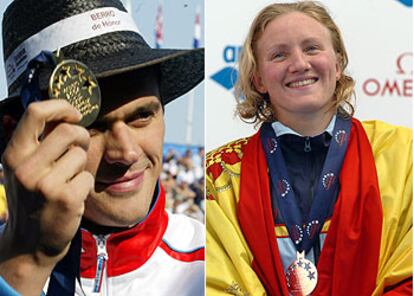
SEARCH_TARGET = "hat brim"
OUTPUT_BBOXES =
[91,46,204,105]
[0,46,204,118]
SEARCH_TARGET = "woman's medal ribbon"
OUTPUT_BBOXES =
[260,115,352,295]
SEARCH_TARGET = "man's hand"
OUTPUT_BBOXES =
[0,100,94,295]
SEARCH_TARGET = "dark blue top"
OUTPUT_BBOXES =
[273,132,338,225]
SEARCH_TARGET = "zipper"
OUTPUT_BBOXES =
[304,137,311,152]
[93,234,108,294]
[305,136,314,216]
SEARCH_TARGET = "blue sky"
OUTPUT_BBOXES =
[0,0,204,146]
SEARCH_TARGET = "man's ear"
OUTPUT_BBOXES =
[252,71,267,94]
[2,115,18,142]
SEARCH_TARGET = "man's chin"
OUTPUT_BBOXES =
[85,183,156,227]
[100,213,147,228]
[84,201,152,228]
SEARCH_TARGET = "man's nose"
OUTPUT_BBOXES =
[288,50,311,73]
[104,121,141,165]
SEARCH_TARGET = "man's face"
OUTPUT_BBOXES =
[83,67,165,227]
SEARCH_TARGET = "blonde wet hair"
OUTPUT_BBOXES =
[235,1,355,124]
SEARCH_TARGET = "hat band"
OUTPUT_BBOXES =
[5,7,140,87]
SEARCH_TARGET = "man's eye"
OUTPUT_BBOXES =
[88,129,99,137]
[87,122,107,135]
[130,111,155,125]
[137,111,154,120]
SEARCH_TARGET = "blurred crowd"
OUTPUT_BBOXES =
[161,146,205,223]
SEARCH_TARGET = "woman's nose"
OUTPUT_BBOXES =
[288,50,311,73]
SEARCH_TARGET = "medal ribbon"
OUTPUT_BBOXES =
[260,115,351,253]
[46,230,81,296]
[20,50,57,108]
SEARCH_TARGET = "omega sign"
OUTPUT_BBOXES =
[362,52,412,98]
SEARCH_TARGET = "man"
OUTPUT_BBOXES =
[0,0,204,295]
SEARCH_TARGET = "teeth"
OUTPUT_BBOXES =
[288,78,316,88]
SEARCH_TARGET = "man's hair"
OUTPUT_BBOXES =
[235,1,355,124]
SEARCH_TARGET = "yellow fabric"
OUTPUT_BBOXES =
[0,185,6,219]
[362,121,412,295]
[206,120,412,296]
[274,220,331,238]
[206,139,266,296]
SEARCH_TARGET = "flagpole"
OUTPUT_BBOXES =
[155,2,163,49]
[186,92,194,146]
[185,6,201,146]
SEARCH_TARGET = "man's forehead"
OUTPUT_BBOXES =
[96,66,161,117]
[97,96,162,123]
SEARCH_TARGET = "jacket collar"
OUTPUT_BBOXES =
[80,182,168,278]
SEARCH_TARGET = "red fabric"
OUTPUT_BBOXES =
[81,184,168,278]
[160,240,205,262]
[238,127,289,295]
[208,150,242,181]
[238,118,383,295]
[384,279,413,295]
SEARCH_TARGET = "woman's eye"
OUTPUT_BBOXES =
[272,52,285,61]
[305,45,319,53]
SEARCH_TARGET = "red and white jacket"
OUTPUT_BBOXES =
[69,184,204,296]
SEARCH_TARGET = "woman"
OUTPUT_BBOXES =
[206,2,412,295]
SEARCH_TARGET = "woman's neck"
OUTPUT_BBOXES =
[276,109,336,137]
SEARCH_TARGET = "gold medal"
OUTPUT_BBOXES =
[48,59,101,127]
[285,251,318,296]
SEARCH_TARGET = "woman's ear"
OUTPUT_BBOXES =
[252,71,268,94]
[335,53,342,81]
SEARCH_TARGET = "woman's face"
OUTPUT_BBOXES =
[253,12,340,123]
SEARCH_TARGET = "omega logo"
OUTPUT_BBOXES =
[362,52,412,98]
[396,52,413,75]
